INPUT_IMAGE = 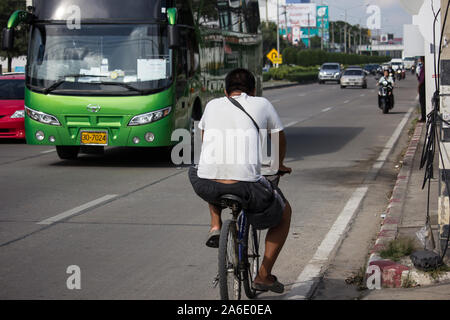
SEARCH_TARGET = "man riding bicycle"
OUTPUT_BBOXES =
[189,68,292,294]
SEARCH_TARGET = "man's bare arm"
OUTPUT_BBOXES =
[278,130,292,173]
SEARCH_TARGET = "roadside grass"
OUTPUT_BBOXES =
[379,237,417,262]
[345,266,368,291]
[408,118,419,137]
[402,271,418,288]
[426,264,450,280]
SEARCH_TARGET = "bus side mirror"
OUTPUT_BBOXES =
[2,28,14,51]
[168,25,180,49]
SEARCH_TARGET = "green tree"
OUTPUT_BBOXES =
[309,36,321,50]
[0,0,28,72]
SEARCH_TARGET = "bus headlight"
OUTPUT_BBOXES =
[25,106,61,126]
[128,107,172,126]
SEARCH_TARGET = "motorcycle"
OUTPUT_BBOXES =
[378,80,394,114]
[411,65,416,75]
[401,68,406,80]
[396,69,403,81]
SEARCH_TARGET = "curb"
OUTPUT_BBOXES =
[263,83,300,91]
[263,80,317,91]
[366,121,425,288]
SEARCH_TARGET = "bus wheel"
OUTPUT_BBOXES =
[56,146,80,160]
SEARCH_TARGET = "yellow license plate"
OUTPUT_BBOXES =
[80,131,108,145]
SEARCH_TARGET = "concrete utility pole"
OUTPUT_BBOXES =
[307,13,311,49]
[344,10,347,54]
[359,19,362,54]
[266,0,269,23]
[276,0,280,68]
[440,0,450,257]
[331,22,335,52]
[321,14,324,50]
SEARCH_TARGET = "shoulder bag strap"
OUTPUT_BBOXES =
[227,96,260,132]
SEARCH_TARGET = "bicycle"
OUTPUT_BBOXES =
[214,171,288,300]
[216,193,260,300]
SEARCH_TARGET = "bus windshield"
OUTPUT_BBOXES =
[28,24,172,95]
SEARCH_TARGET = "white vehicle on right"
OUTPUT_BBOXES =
[390,58,403,71]
[403,57,415,70]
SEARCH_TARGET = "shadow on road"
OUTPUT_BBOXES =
[50,147,186,169]
[285,126,364,161]
[0,139,26,145]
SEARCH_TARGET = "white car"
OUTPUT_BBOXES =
[403,57,415,70]
[390,58,403,71]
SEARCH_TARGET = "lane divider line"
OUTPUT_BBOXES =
[365,107,413,181]
[287,187,369,300]
[284,121,299,128]
[37,195,118,225]
[41,149,56,154]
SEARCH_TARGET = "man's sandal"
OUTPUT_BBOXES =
[252,276,284,294]
[205,229,220,248]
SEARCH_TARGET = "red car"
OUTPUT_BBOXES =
[0,74,25,139]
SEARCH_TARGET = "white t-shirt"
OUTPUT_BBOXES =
[197,93,284,182]
[379,76,394,86]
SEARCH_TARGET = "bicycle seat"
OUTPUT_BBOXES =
[219,194,248,210]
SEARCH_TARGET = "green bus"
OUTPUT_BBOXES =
[2,0,262,159]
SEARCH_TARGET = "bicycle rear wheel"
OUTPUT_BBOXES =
[218,219,241,300]
[243,223,260,299]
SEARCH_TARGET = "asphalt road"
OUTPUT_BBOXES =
[0,75,418,300]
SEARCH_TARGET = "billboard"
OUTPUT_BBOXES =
[280,4,329,47]
[286,3,316,28]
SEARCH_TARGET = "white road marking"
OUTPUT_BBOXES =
[287,187,369,300]
[284,121,299,128]
[321,107,333,113]
[41,149,56,154]
[344,100,350,104]
[360,94,366,97]
[367,107,413,178]
[286,106,414,300]
[271,99,281,103]
[37,195,118,225]
[298,93,306,97]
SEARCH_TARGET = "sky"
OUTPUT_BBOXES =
[260,0,413,37]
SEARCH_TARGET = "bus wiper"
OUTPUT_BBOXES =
[96,82,145,94]
[43,74,109,94]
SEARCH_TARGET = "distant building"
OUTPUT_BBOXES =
[0,56,27,73]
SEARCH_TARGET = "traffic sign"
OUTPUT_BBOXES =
[266,49,282,65]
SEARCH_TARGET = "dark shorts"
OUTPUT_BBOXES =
[188,167,287,230]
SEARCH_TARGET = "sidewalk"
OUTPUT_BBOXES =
[362,119,450,299]
[262,80,299,91]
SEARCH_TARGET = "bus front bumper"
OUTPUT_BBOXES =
[25,114,177,147]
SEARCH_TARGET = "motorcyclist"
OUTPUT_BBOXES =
[378,69,395,107]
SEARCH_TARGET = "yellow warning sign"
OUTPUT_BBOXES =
[266,49,282,65]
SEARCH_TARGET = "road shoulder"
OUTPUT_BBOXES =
[312,111,419,300]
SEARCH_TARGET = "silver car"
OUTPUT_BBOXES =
[340,68,367,89]
[318,63,342,84]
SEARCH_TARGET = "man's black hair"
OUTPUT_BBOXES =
[225,68,256,95]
